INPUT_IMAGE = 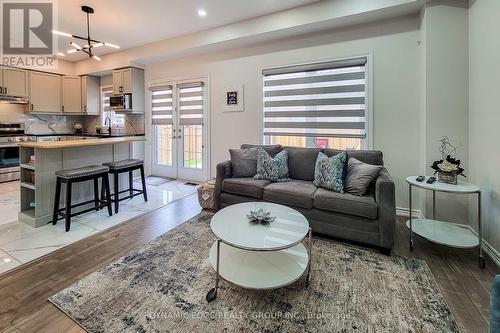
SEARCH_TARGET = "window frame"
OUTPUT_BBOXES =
[260,54,373,150]
[100,85,125,129]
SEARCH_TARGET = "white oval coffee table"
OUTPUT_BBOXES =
[206,202,312,302]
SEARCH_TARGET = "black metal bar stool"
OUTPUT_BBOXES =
[102,159,147,213]
[53,165,112,232]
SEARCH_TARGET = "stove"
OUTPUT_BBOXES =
[0,123,34,183]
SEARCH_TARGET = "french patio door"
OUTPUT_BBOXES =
[150,78,208,182]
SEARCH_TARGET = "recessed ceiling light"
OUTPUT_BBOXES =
[197,9,206,17]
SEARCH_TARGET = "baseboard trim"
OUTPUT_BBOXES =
[396,207,424,219]
[468,227,500,268]
[396,206,500,268]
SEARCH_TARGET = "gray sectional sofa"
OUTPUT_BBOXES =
[214,144,396,252]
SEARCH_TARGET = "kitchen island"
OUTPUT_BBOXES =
[18,136,146,227]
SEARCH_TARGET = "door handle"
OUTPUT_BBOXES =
[4,87,6,94]
[0,87,3,94]
[30,104,34,111]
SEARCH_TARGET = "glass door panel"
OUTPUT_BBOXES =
[182,125,203,169]
[155,125,173,166]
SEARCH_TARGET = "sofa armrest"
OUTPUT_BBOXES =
[214,160,232,210]
[375,168,396,250]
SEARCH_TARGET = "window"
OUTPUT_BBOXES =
[178,82,204,169]
[101,86,125,128]
[262,58,367,150]
[151,85,174,166]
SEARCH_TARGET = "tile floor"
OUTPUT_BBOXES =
[0,179,198,275]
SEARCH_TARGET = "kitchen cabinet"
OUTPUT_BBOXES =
[62,76,82,113]
[29,71,62,113]
[112,67,144,113]
[0,67,29,97]
[113,68,131,94]
[81,75,100,115]
[113,67,141,95]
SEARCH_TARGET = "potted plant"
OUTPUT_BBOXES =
[95,124,102,134]
[430,137,465,184]
[73,123,83,134]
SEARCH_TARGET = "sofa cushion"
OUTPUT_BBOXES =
[345,157,383,196]
[223,178,271,199]
[241,144,282,157]
[314,188,378,220]
[313,151,347,193]
[263,180,317,209]
[285,147,321,181]
[254,148,290,182]
[324,149,383,166]
[230,148,258,178]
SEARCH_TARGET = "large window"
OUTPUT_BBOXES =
[101,86,125,129]
[263,58,367,150]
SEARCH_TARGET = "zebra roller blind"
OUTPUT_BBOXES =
[263,58,367,139]
[150,84,173,125]
[178,81,204,126]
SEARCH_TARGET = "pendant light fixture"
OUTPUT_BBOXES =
[52,6,119,61]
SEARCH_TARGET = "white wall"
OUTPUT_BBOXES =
[469,0,500,257]
[421,1,469,224]
[145,15,423,210]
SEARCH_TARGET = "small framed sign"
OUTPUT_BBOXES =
[224,84,244,112]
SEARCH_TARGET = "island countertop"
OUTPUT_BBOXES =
[18,136,146,149]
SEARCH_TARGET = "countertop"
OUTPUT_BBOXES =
[26,133,145,138]
[19,136,146,149]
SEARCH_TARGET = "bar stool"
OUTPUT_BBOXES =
[102,159,147,213]
[53,165,113,232]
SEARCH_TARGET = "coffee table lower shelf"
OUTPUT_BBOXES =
[208,241,309,290]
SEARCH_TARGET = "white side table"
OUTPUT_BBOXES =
[406,176,484,268]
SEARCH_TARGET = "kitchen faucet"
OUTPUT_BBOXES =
[104,117,112,135]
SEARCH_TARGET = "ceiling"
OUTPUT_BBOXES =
[56,0,319,61]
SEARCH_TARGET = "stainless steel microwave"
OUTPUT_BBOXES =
[110,94,132,110]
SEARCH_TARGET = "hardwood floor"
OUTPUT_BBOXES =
[0,194,497,332]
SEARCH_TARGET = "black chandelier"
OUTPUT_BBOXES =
[52,6,119,61]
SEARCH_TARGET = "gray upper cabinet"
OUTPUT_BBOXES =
[112,67,135,94]
[112,67,144,113]
[62,76,82,113]
[29,71,62,113]
[0,67,29,97]
[81,75,100,115]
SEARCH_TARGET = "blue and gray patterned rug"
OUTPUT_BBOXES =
[49,212,460,332]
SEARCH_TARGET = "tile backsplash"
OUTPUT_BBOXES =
[25,114,85,134]
[0,104,144,135]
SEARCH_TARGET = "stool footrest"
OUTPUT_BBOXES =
[110,188,145,202]
[54,198,111,221]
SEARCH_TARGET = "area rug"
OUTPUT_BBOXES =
[49,212,460,333]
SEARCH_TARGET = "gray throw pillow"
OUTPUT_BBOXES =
[254,148,289,182]
[345,158,383,196]
[229,148,258,178]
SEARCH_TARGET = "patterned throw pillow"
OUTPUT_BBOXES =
[254,148,289,182]
[313,151,347,193]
